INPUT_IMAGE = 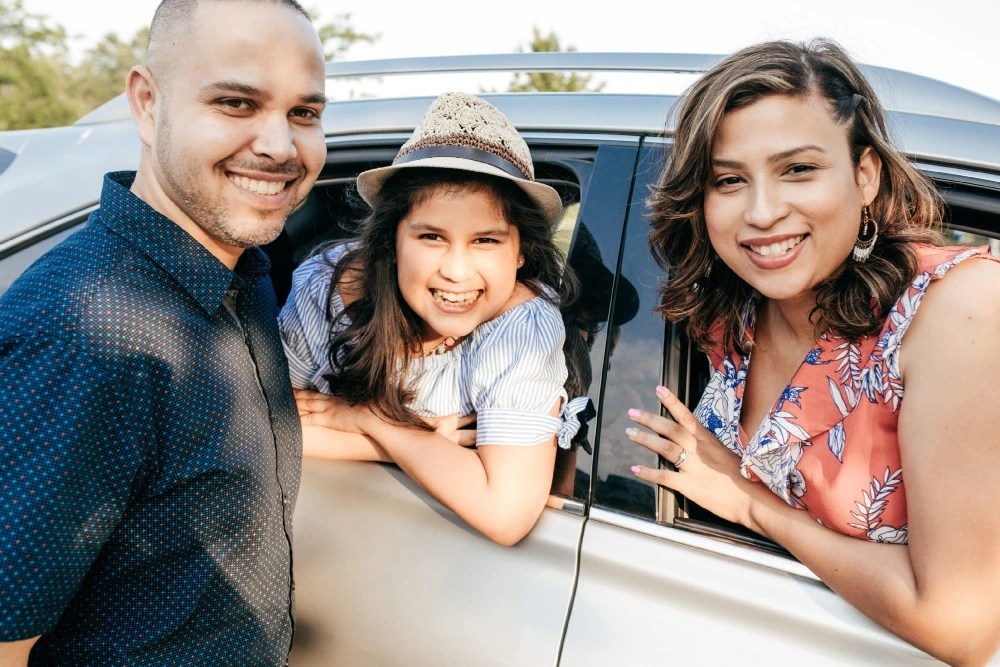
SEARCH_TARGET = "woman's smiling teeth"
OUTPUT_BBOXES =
[229,174,287,196]
[747,234,805,257]
[431,288,481,306]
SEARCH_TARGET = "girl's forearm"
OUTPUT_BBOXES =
[365,419,554,546]
[301,424,392,462]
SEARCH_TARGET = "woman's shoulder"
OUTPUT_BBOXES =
[897,245,1000,377]
[913,243,1000,277]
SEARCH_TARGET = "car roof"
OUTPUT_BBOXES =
[73,51,1000,173]
[3,51,999,248]
[76,51,1000,127]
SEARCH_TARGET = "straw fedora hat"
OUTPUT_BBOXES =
[355,92,563,224]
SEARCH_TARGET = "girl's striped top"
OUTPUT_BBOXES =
[278,242,587,448]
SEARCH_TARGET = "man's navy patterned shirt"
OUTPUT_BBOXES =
[0,172,302,665]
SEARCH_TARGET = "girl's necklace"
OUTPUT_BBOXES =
[423,336,462,357]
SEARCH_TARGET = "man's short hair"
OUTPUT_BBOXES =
[147,0,312,74]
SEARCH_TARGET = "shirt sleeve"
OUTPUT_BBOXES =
[277,246,349,391]
[0,335,148,639]
[469,299,570,447]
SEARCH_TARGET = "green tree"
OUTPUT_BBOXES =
[311,10,379,61]
[0,0,85,130]
[0,3,379,130]
[72,27,149,116]
[506,27,605,93]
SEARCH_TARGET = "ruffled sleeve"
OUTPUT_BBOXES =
[277,243,352,391]
[468,298,583,447]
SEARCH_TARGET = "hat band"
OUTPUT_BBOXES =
[395,145,530,180]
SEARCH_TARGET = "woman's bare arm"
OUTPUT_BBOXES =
[629,259,1000,665]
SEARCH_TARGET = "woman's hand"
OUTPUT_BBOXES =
[626,385,762,530]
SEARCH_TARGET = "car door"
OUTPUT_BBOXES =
[558,139,1000,665]
[287,139,641,667]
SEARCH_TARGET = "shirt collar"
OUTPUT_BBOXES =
[97,171,272,313]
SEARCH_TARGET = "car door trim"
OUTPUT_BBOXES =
[587,506,822,582]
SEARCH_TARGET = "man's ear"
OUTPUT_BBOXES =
[126,65,158,149]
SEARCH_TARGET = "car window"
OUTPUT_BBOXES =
[550,144,640,502]
[265,141,631,505]
[590,141,663,519]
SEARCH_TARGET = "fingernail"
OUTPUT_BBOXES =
[625,427,638,438]
[655,385,669,396]
[628,408,641,418]
[630,465,641,474]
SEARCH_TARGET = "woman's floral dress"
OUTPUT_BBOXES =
[695,245,998,542]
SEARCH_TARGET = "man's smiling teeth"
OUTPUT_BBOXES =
[432,289,480,305]
[748,234,805,257]
[229,175,286,196]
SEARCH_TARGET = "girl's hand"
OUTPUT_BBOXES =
[295,389,477,446]
[425,413,478,447]
[294,388,373,434]
[626,385,760,530]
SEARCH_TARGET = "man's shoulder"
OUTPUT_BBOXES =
[0,213,164,344]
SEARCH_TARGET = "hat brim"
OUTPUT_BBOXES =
[356,156,564,226]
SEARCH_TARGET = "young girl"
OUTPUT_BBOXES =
[278,92,586,546]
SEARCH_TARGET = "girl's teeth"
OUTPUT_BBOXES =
[433,289,478,304]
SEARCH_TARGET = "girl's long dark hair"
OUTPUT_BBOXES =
[647,39,944,355]
[320,168,575,430]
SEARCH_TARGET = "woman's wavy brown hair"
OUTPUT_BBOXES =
[648,38,945,355]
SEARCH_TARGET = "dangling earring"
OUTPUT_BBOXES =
[853,205,878,263]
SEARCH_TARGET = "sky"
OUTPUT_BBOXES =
[22,0,1000,104]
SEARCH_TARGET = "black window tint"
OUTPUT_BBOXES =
[552,144,639,502]
[590,141,663,519]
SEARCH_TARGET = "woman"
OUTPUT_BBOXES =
[631,39,1000,664]
[279,92,586,546]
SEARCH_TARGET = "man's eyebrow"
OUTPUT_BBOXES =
[200,81,328,106]
[299,92,329,106]
[712,145,826,169]
[201,81,269,99]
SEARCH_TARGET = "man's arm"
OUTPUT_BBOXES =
[0,334,145,645]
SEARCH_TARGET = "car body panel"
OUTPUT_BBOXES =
[561,509,938,665]
[291,461,583,666]
[0,123,139,243]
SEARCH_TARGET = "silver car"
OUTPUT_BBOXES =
[2,53,998,666]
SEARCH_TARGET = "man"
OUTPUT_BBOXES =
[0,0,326,664]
